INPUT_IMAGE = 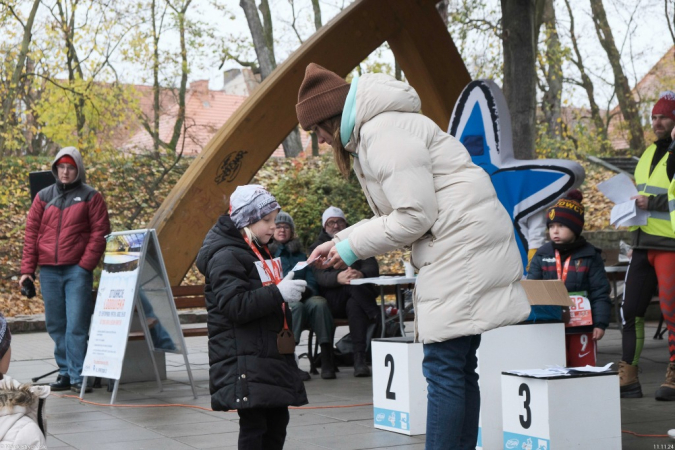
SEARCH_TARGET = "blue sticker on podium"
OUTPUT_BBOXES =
[503,431,549,450]
[373,407,410,431]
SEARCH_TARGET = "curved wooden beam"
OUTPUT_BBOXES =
[150,0,471,284]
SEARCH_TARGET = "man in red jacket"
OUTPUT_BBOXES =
[19,147,110,393]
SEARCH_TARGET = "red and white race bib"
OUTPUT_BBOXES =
[254,258,283,286]
[566,291,593,328]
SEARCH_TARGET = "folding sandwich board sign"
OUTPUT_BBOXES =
[80,229,197,404]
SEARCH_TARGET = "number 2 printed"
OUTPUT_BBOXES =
[385,354,396,400]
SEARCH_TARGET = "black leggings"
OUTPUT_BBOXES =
[324,285,380,353]
[237,407,289,450]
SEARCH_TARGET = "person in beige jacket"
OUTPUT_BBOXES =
[298,63,531,450]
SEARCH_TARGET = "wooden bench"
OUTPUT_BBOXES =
[128,285,207,341]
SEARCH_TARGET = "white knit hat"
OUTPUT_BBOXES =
[229,185,280,229]
[322,206,346,227]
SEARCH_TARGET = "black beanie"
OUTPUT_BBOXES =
[546,190,585,237]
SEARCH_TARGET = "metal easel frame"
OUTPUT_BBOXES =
[79,229,197,404]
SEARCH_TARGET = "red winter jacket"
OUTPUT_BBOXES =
[21,151,110,274]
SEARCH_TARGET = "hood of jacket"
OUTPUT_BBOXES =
[196,215,251,276]
[0,376,49,441]
[343,73,421,151]
[51,146,86,185]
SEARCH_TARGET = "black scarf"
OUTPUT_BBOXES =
[551,236,587,262]
[652,137,672,176]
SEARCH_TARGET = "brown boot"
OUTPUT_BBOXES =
[655,362,675,401]
[619,360,643,398]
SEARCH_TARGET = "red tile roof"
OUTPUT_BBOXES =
[124,80,308,157]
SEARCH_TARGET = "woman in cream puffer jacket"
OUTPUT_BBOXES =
[0,376,49,449]
[298,63,531,450]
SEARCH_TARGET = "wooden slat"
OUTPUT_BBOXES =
[171,285,204,297]
[174,297,206,309]
[182,327,208,338]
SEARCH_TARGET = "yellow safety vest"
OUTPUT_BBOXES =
[669,172,675,232]
[631,144,675,238]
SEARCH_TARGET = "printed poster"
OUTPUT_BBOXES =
[81,232,147,379]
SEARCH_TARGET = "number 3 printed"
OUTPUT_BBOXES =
[519,383,532,429]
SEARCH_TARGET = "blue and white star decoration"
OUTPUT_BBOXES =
[448,80,585,273]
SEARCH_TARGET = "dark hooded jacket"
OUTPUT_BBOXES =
[527,239,612,330]
[21,147,110,274]
[196,215,308,411]
[308,228,379,292]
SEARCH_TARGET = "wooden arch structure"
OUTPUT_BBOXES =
[150,0,472,284]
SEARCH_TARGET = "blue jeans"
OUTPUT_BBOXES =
[40,265,94,384]
[423,334,481,450]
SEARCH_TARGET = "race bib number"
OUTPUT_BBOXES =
[254,258,282,286]
[566,291,593,327]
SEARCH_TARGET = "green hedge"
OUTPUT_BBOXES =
[255,153,373,249]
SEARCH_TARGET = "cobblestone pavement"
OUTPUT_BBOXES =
[7,321,674,449]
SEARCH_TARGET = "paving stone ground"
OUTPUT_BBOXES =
[7,321,674,449]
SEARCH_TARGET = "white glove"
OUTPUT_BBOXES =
[276,272,307,304]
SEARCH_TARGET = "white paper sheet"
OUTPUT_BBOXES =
[503,362,614,378]
[610,200,636,226]
[597,173,638,204]
[291,261,309,272]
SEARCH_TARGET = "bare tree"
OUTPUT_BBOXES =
[562,0,609,148]
[311,0,322,31]
[0,0,41,156]
[436,0,449,26]
[666,0,675,47]
[589,0,644,152]
[240,0,303,157]
[125,0,194,227]
[536,0,562,140]
[501,0,537,159]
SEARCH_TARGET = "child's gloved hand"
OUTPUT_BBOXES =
[276,272,307,304]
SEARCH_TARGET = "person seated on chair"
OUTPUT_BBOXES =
[308,206,380,377]
[269,211,336,380]
[0,312,50,450]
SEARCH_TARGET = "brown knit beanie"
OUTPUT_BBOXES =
[296,63,350,130]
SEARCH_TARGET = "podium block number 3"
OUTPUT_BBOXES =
[519,383,532,429]
[385,354,396,400]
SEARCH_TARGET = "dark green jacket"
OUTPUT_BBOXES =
[269,238,320,298]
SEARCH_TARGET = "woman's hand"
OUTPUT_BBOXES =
[308,241,334,263]
[308,241,347,269]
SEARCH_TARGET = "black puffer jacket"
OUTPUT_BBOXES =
[528,240,612,330]
[308,228,379,292]
[196,215,308,411]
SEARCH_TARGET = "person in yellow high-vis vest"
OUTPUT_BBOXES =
[621,92,675,401]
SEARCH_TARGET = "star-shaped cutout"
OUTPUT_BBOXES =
[448,80,585,272]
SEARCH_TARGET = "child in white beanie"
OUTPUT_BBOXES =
[196,185,308,450]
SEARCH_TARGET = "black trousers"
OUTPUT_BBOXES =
[237,407,289,450]
[324,285,379,353]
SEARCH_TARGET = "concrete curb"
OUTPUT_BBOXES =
[7,309,207,333]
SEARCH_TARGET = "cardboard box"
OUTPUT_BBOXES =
[519,280,574,307]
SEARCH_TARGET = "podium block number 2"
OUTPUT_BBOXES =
[385,354,396,400]
[519,383,532,429]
